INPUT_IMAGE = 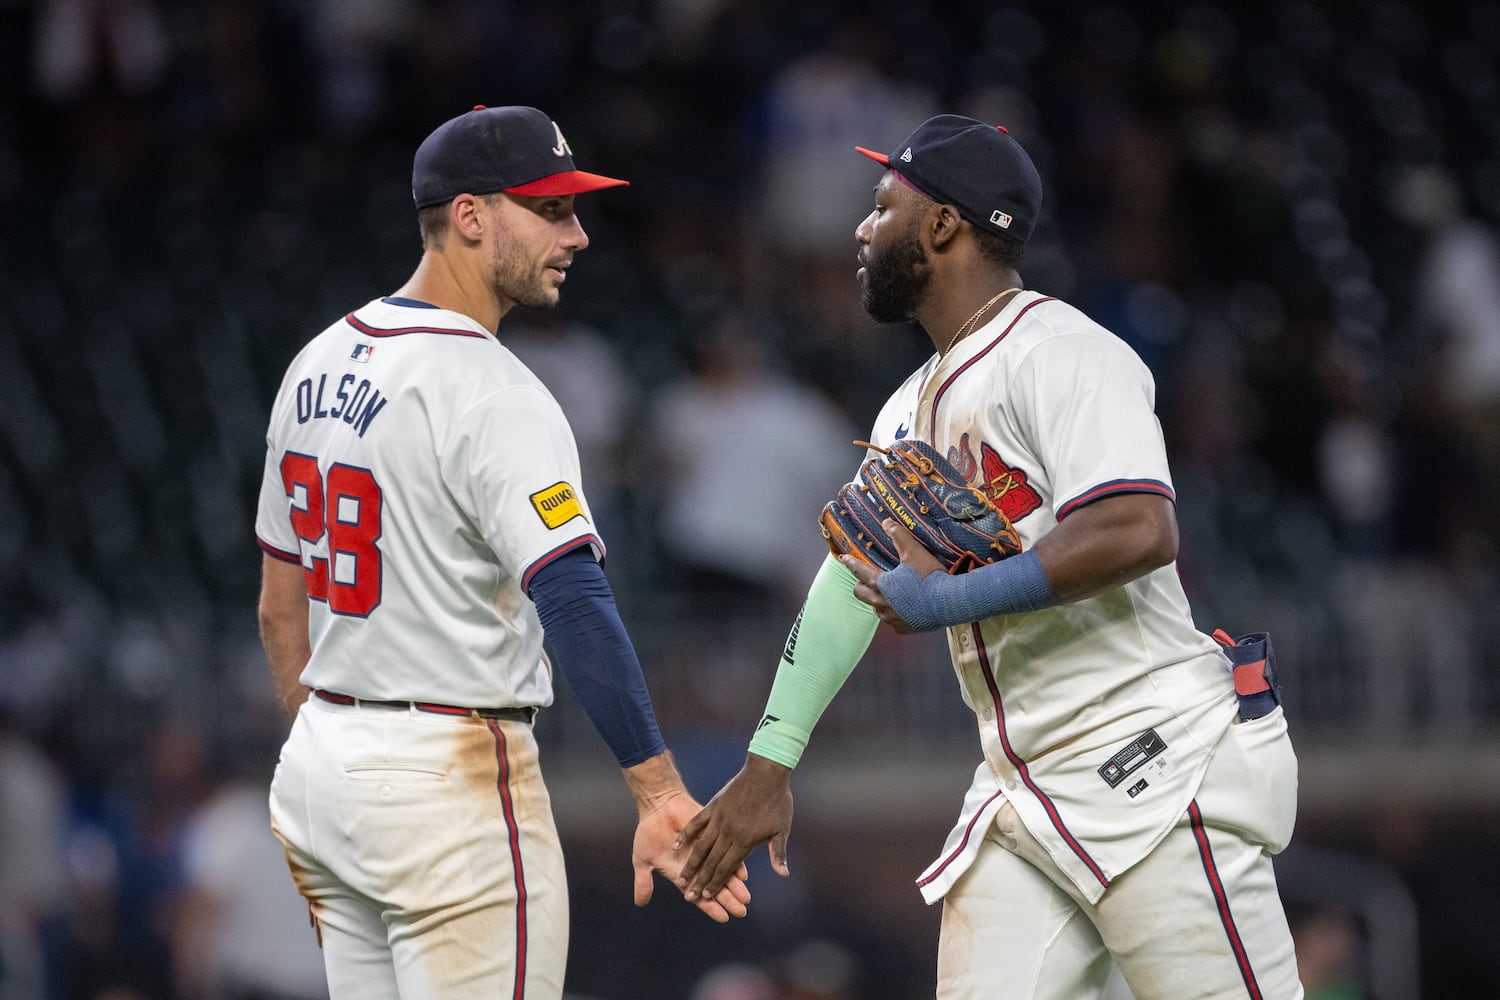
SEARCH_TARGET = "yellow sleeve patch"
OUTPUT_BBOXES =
[530,481,585,530]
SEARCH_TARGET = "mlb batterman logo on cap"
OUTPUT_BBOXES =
[412,105,629,209]
[856,114,1042,246]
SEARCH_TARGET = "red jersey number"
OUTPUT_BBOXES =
[278,453,383,617]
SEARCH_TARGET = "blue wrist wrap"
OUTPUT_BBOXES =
[877,549,1058,631]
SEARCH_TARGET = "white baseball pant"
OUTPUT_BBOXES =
[938,707,1303,999]
[269,695,569,1000]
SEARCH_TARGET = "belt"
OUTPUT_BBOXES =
[313,688,535,724]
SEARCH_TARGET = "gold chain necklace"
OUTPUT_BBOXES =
[944,287,1022,355]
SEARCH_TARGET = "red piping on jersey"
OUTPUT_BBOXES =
[974,623,1111,888]
[1189,800,1264,999]
[915,786,1006,889]
[345,313,489,339]
[520,534,604,595]
[489,719,530,1000]
[927,296,1057,441]
[257,537,301,564]
[1056,478,1175,519]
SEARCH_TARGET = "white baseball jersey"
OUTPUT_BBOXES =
[864,291,1238,906]
[255,296,602,709]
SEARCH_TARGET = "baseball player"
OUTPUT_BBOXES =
[677,115,1304,999]
[255,105,749,1000]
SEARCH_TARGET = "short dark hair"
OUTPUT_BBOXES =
[972,226,1026,271]
[417,193,513,250]
[417,203,449,250]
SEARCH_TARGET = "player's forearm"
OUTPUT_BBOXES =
[258,556,312,720]
[747,555,878,769]
[259,618,311,720]
[876,494,1177,631]
[621,749,690,814]
[876,548,1057,630]
[528,549,668,767]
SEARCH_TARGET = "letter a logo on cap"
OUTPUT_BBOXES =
[551,121,572,158]
[990,209,1013,229]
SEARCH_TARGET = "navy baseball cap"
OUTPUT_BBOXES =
[412,105,628,209]
[856,114,1042,246]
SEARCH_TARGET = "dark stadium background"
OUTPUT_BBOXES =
[1,1,1498,998]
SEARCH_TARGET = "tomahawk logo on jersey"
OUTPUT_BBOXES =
[943,432,1043,522]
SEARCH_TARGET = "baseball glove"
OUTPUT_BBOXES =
[820,439,1022,574]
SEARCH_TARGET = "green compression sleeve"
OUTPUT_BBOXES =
[747,555,879,768]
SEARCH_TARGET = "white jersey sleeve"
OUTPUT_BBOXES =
[254,355,313,564]
[442,383,600,592]
[1006,330,1175,518]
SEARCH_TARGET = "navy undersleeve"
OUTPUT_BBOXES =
[527,548,666,767]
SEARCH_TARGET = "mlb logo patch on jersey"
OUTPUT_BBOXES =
[350,343,375,362]
[530,481,585,529]
[1097,728,1167,789]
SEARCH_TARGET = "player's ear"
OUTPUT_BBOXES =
[928,203,963,251]
[449,194,487,243]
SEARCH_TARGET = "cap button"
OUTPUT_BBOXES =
[472,104,487,111]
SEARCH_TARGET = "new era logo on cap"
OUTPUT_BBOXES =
[855,114,1042,246]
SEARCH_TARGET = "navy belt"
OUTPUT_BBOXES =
[314,688,535,724]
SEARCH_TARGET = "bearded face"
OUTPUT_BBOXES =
[859,213,930,324]
[488,214,560,310]
[482,193,585,311]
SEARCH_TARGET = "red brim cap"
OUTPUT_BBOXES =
[856,145,935,201]
[505,170,630,196]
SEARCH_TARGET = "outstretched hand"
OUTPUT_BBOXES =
[841,518,944,634]
[632,791,752,923]
[674,754,794,903]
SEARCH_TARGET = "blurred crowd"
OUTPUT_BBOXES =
[2,0,1500,997]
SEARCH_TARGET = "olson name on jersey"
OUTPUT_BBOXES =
[294,372,388,438]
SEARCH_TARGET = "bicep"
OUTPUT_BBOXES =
[259,553,310,671]
[1032,492,1178,602]
[259,552,308,625]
